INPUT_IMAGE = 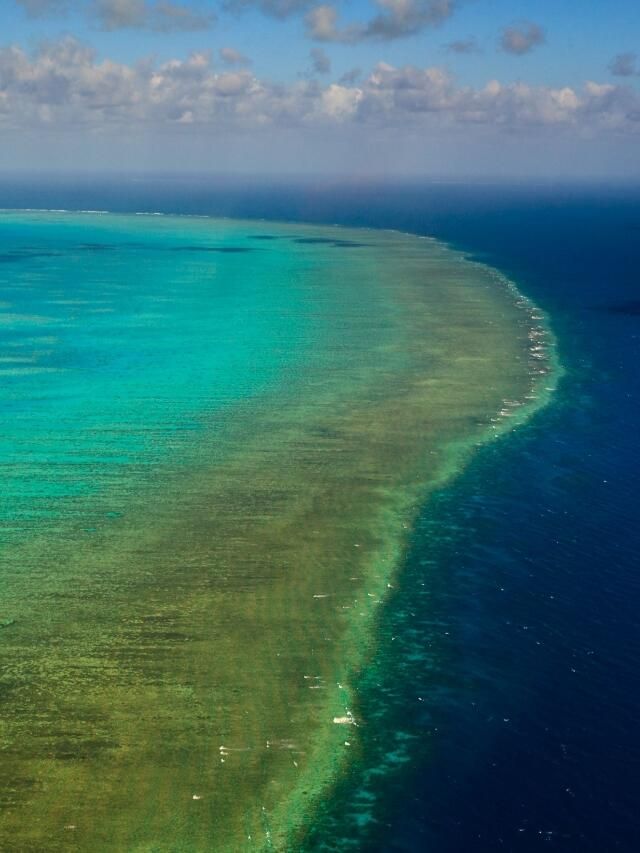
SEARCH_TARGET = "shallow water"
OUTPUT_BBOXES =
[0,211,551,850]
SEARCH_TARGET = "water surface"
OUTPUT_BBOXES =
[0,210,552,850]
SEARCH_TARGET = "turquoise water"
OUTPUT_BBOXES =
[0,209,548,850]
[0,214,321,541]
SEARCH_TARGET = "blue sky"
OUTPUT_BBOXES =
[1,1,640,175]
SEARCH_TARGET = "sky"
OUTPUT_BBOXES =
[1,0,639,176]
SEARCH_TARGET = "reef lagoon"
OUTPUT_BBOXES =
[0,210,556,850]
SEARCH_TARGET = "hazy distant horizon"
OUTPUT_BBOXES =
[2,169,640,186]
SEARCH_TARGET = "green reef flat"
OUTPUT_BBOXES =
[0,212,557,850]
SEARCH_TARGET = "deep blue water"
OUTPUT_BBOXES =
[1,175,638,851]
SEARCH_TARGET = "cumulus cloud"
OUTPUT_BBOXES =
[0,38,638,136]
[500,21,545,56]
[609,52,638,77]
[220,47,252,66]
[305,5,345,41]
[321,83,362,117]
[17,0,454,36]
[94,0,215,31]
[15,0,69,15]
[366,0,455,40]
[306,0,455,43]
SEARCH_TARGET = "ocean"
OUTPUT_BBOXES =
[0,175,638,851]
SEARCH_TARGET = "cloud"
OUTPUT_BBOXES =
[445,38,479,55]
[321,83,362,117]
[500,21,545,56]
[609,52,638,77]
[305,5,345,41]
[94,0,215,31]
[15,0,69,15]
[94,0,145,27]
[338,67,361,85]
[306,0,456,43]
[223,0,313,19]
[29,0,454,36]
[310,47,331,75]
[365,0,455,40]
[220,47,252,66]
[0,38,638,136]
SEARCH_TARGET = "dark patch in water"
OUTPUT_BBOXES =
[598,300,640,315]
[293,237,368,248]
[171,245,255,254]
[0,250,58,263]
[293,237,336,244]
[77,243,115,252]
[250,235,280,240]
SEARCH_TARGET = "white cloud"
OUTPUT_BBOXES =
[18,0,453,39]
[305,5,346,41]
[0,38,638,136]
[365,0,455,40]
[306,0,456,43]
[320,83,362,117]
